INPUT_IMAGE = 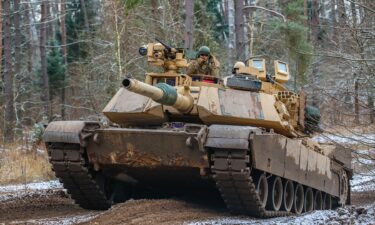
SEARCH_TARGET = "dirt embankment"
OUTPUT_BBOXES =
[80,199,230,225]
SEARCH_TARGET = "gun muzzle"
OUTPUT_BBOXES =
[122,78,193,113]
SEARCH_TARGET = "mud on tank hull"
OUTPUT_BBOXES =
[43,121,351,217]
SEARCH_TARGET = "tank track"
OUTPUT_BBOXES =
[47,142,112,210]
[210,148,292,218]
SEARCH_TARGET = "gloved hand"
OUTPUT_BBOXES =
[197,57,207,65]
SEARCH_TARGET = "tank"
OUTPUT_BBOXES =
[43,40,352,217]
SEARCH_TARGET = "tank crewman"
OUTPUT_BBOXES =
[232,61,245,75]
[223,61,245,86]
[186,46,220,78]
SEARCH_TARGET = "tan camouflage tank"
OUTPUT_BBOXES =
[43,40,351,217]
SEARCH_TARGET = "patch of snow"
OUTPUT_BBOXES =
[354,157,374,166]
[0,189,65,202]
[185,203,375,225]
[6,213,97,225]
[185,210,340,225]
[37,148,46,155]
[313,133,375,145]
[351,172,375,192]
[0,180,62,193]
[0,180,64,202]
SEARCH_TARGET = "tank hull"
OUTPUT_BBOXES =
[44,121,351,216]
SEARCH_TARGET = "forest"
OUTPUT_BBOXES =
[0,0,374,143]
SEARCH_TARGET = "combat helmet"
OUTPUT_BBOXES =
[198,46,210,55]
[232,61,245,74]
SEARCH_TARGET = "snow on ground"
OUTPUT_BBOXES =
[0,180,63,202]
[313,133,375,145]
[7,213,97,225]
[0,180,62,193]
[314,133,375,193]
[351,171,375,192]
[185,203,375,225]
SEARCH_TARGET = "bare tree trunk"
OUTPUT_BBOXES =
[227,0,235,65]
[14,0,22,126]
[184,0,194,50]
[25,3,33,74]
[337,0,347,49]
[14,0,21,74]
[60,0,68,119]
[3,0,15,143]
[311,0,320,42]
[40,1,51,118]
[244,2,254,58]
[234,0,245,60]
[330,0,338,43]
[350,0,357,25]
[354,79,360,124]
[0,1,2,74]
[29,3,39,71]
[80,0,90,30]
[368,95,374,124]
[311,63,319,107]
[45,1,52,40]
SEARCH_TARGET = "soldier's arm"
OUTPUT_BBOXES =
[210,55,220,77]
[186,61,198,75]
[211,67,220,77]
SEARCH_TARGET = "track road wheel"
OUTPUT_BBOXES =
[304,187,314,212]
[293,184,304,214]
[314,190,323,210]
[281,179,294,212]
[256,174,268,208]
[323,193,332,210]
[266,176,283,211]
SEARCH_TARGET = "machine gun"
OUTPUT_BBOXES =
[155,38,173,55]
[138,39,188,72]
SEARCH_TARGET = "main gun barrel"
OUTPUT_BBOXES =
[122,78,193,113]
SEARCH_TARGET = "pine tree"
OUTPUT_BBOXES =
[47,43,66,98]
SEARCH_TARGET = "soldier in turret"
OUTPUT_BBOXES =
[223,61,246,86]
[186,46,220,77]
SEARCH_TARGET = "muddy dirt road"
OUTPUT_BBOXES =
[0,188,232,225]
[0,184,374,225]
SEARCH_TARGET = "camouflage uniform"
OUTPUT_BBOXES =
[186,46,220,77]
[186,56,220,77]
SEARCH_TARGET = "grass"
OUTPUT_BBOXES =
[0,142,55,185]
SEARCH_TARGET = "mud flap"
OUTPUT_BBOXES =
[43,121,100,146]
[205,125,261,149]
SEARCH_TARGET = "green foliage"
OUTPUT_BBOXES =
[29,115,48,144]
[193,0,224,52]
[280,21,312,82]
[65,0,98,62]
[280,0,312,84]
[122,0,144,14]
[47,42,66,97]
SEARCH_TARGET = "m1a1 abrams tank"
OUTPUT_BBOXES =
[43,40,352,217]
